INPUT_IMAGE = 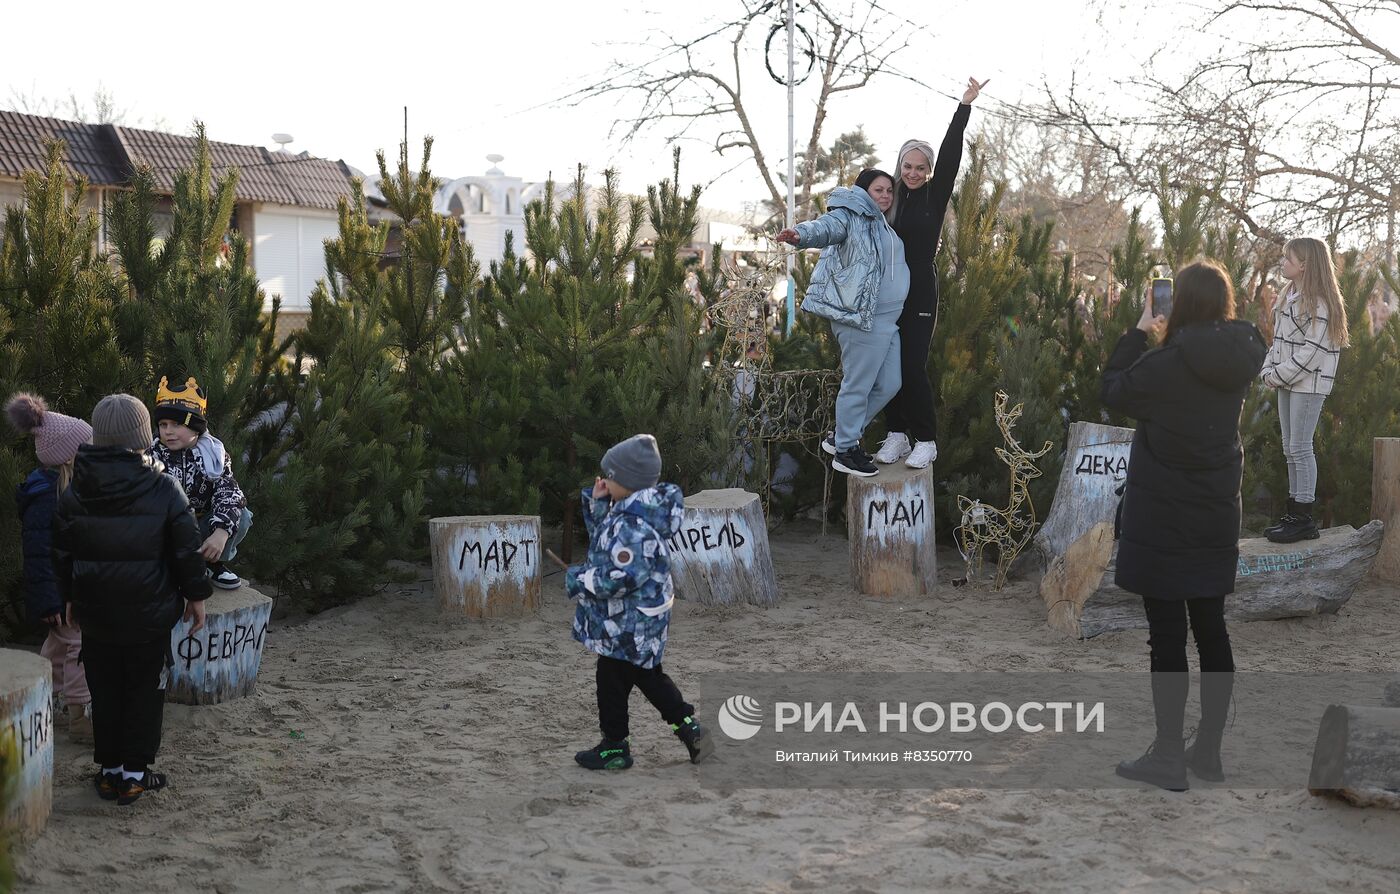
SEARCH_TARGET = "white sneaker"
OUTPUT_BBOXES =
[905,440,938,469]
[873,432,912,464]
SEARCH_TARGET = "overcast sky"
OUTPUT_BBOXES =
[3,0,1220,212]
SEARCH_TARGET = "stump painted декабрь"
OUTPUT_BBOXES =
[429,515,542,618]
[168,585,273,705]
[1,649,52,838]
[847,464,937,597]
[667,488,779,607]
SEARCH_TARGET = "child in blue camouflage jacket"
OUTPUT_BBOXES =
[567,434,715,770]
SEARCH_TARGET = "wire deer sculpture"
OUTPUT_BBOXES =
[954,391,1055,589]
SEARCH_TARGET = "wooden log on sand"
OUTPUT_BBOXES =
[168,585,274,705]
[1042,521,1385,638]
[1309,704,1400,810]
[1374,438,1400,584]
[847,464,937,597]
[429,515,541,618]
[1021,421,1133,575]
[667,489,779,607]
[0,649,52,838]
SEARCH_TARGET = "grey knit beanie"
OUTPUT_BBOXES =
[91,394,153,452]
[601,434,662,492]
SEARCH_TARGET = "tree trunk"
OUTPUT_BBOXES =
[0,649,52,839]
[429,515,542,618]
[1309,704,1400,810]
[1374,438,1400,584]
[1021,421,1133,575]
[168,585,274,705]
[668,489,779,607]
[847,465,937,597]
[1043,521,1386,638]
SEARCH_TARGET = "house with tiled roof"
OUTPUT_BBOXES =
[0,110,358,330]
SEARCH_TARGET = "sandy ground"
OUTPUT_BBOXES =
[13,523,1400,893]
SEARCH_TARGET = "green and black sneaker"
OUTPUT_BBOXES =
[671,716,715,764]
[575,737,633,770]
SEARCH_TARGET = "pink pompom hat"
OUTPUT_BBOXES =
[5,392,93,467]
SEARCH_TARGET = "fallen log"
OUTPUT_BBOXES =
[1309,704,1400,810]
[1042,521,1386,638]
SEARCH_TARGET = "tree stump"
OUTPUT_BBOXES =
[429,515,541,618]
[668,489,779,607]
[1043,521,1386,638]
[847,464,937,597]
[1023,421,1133,574]
[0,649,52,839]
[1374,438,1400,584]
[1309,704,1400,809]
[168,585,274,705]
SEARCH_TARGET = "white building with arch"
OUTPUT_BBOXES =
[433,155,547,267]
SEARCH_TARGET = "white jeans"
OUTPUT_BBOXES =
[1278,389,1326,503]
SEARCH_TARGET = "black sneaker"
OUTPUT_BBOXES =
[833,447,878,477]
[1115,739,1188,791]
[671,716,715,764]
[208,562,243,590]
[574,737,633,770]
[117,770,169,806]
[821,431,837,456]
[1265,506,1320,544]
[93,771,121,802]
[1263,499,1298,537]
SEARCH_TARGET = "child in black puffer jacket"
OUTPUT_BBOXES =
[53,394,212,806]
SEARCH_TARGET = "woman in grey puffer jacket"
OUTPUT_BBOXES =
[777,170,909,477]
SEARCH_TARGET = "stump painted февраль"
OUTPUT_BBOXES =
[168,585,273,705]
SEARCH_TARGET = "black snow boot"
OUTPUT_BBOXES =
[1266,501,1320,543]
[671,716,715,764]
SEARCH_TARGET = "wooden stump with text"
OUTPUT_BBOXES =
[0,649,52,839]
[1309,704,1400,810]
[1042,521,1385,638]
[1023,421,1133,574]
[847,464,937,597]
[1375,438,1400,583]
[668,489,779,607]
[168,585,274,705]
[429,515,541,618]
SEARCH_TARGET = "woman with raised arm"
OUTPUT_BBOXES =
[872,77,988,470]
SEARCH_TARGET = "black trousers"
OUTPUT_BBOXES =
[883,304,938,443]
[83,638,168,773]
[596,655,694,741]
[1141,597,1235,742]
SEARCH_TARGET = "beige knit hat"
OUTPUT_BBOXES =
[91,394,153,452]
[5,393,92,466]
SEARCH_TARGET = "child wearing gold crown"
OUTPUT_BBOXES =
[149,377,251,589]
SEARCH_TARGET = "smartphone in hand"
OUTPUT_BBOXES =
[1151,277,1174,319]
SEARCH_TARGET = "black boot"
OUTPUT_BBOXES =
[1116,738,1189,791]
[1184,671,1234,782]
[575,737,633,770]
[1266,501,1320,543]
[1263,499,1298,537]
[671,716,715,764]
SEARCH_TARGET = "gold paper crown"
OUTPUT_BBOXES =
[155,376,207,416]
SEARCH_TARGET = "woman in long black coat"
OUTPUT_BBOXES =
[1101,260,1267,791]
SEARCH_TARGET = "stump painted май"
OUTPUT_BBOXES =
[168,585,274,705]
[1,649,52,838]
[429,515,542,618]
[847,464,937,597]
[667,488,779,607]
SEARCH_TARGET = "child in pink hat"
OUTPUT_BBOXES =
[6,392,94,742]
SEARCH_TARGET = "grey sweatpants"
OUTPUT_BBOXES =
[830,305,902,451]
[1278,389,1326,503]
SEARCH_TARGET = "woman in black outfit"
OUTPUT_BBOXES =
[1101,261,1267,791]
[872,77,988,470]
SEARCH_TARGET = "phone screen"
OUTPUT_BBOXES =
[1151,279,1173,319]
